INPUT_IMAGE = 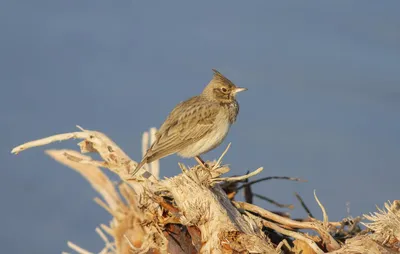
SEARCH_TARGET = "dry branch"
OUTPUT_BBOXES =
[12,126,400,253]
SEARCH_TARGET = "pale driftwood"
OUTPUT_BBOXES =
[212,166,264,183]
[329,235,399,254]
[261,219,324,254]
[212,142,231,170]
[314,190,329,228]
[234,201,341,249]
[12,126,156,182]
[11,126,400,253]
[158,166,275,253]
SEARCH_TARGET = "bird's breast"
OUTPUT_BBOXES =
[177,111,231,158]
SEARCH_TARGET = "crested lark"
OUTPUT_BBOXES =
[132,69,247,176]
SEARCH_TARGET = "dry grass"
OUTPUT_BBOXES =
[12,126,400,253]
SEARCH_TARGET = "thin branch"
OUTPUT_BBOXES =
[96,227,116,252]
[314,190,328,227]
[243,173,253,204]
[236,176,306,191]
[294,192,314,218]
[275,239,292,253]
[254,193,294,209]
[212,142,231,170]
[261,218,324,254]
[123,235,136,250]
[67,241,93,254]
[234,201,341,250]
[212,167,263,183]
[178,162,188,173]
[99,224,114,238]
[11,131,87,154]
[12,125,157,182]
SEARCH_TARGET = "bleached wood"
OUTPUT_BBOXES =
[314,190,329,228]
[159,167,277,253]
[261,219,324,254]
[12,126,400,253]
[212,142,231,170]
[234,201,341,251]
[212,166,263,183]
[12,126,157,182]
[12,131,87,154]
[67,241,93,254]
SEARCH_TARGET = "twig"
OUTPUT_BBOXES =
[178,162,188,173]
[212,167,263,183]
[261,218,324,254]
[236,176,306,191]
[254,193,294,209]
[275,239,292,253]
[95,227,116,252]
[123,234,136,250]
[12,126,157,182]
[295,192,314,218]
[243,173,253,204]
[67,241,93,254]
[234,201,341,250]
[243,210,323,253]
[212,143,231,170]
[11,131,87,154]
[314,190,328,227]
[100,224,114,238]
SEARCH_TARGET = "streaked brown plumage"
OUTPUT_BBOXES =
[131,69,247,176]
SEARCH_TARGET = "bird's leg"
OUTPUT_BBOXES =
[195,156,208,169]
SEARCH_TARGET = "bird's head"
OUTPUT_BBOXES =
[202,69,247,103]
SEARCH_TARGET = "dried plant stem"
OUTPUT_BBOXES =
[295,192,314,218]
[12,126,157,182]
[12,126,400,253]
[212,167,263,183]
[261,219,324,254]
[254,193,294,209]
[67,241,93,254]
[234,201,341,250]
[12,131,87,154]
[236,176,306,191]
[314,190,329,227]
[212,142,231,170]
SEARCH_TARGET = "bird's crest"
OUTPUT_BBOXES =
[211,69,236,87]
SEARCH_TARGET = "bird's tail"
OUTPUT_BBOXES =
[130,158,147,177]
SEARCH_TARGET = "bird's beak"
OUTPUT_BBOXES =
[233,87,248,94]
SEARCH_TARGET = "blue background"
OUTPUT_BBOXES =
[2,1,400,253]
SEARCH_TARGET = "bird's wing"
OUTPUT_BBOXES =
[145,98,219,162]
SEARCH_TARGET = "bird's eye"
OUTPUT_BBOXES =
[221,87,228,93]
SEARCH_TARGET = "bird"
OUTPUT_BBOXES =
[131,69,247,177]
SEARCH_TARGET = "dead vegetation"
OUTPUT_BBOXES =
[12,126,400,253]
